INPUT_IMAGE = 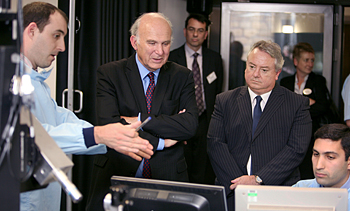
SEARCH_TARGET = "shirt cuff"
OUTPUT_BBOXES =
[83,127,96,148]
[158,138,164,150]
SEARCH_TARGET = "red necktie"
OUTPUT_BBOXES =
[142,72,154,178]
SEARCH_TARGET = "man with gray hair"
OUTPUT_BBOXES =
[207,40,312,211]
[86,12,198,211]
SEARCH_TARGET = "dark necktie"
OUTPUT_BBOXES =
[252,96,262,137]
[192,53,205,116]
[142,72,154,178]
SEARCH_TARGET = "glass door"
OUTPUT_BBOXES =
[221,2,333,91]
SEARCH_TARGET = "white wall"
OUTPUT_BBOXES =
[158,0,188,50]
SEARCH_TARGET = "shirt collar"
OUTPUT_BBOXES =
[135,53,160,80]
[21,54,53,81]
[185,43,202,56]
[248,87,272,104]
[341,174,350,190]
[295,73,309,84]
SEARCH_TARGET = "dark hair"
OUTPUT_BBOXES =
[292,42,315,60]
[185,13,211,31]
[314,124,350,161]
[23,2,68,32]
[230,41,244,58]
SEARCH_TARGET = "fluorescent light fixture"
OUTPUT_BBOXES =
[282,25,293,33]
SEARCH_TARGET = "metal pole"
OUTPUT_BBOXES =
[66,1,76,211]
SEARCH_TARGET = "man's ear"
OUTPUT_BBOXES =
[130,35,138,51]
[25,22,38,39]
[204,30,208,40]
[275,69,282,81]
[347,156,350,168]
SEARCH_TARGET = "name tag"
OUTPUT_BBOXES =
[207,71,217,84]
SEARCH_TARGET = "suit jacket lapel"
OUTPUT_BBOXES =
[304,72,315,90]
[238,87,253,139]
[125,53,148,114]
[252,84,284,140]
[177,45,187,67]
[202,48,210,87]
[151,63,170,115]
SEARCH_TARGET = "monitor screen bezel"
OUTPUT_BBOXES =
[111,176,228,211]
[235,185,348,211]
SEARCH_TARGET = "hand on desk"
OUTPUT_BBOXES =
[94,121,153,161]
[230,175,259,190]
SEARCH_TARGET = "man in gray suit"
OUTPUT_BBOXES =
[207,40,312,211]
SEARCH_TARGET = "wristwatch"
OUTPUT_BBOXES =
[255,175,263,185]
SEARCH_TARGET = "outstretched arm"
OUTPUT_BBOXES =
[94,121,153,161]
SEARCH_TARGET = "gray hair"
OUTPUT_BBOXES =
[247,40,284,71]
[129,12,173,44]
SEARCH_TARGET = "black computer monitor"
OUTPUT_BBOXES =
[110,176,228,211]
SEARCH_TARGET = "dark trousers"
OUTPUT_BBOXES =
[184,111,216,185]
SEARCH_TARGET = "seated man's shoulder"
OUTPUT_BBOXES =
[292,179,318,187]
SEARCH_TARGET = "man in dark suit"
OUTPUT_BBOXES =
[280,42,330,179]
[86,13,198,211]
[207,40,312,211]
[168,13,223,185]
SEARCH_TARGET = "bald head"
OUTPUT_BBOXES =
[129,12,173,72]
[130,12,173,44]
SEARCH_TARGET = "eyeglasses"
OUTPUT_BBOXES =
[187,27,206,34]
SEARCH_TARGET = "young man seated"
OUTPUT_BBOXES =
[293,123,350,208]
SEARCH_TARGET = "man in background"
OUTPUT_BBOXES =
[21,2,152,211]
[168,13,223,185]
[86,12,198,211]
[279,44,295,80]
[207,40,312,211]
[229,40,246,89]
[293,123,350,208]
[280,42,331,179]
